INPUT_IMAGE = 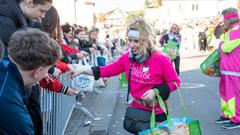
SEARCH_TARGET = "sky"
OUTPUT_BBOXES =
[94,0,145,13]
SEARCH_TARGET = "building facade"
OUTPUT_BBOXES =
[53,0,95,27]
[144,0,238,30]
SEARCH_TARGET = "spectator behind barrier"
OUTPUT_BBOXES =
[61,23,74,45]
[40,5,79,96]
[0,0,52,54]
[73,28,95,53]
[0,28,62,134]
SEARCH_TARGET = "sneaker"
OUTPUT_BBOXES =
[214,116,230,124]
[223,121,240,129]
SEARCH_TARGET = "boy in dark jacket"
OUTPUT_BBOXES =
[0,28,62,134]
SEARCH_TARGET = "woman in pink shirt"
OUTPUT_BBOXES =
[69,18,180,133]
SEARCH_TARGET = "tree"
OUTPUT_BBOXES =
[145,0,162,8]
[126,10,145,24]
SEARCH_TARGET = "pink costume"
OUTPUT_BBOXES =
[100,51,180,114]
[219,22,240,123]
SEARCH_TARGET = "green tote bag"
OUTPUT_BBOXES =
[138,83,202,135]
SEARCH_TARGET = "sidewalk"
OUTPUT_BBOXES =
[180,48,212,58]
[64,77,120,135]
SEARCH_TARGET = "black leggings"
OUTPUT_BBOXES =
[173,56,180,75]
[156,113,167,122]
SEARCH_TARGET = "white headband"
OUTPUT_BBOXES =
[127,30,140,39]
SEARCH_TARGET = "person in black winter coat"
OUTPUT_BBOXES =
[0,0,52,54]
[73,28,95,53]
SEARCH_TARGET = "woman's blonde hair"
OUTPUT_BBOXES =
[126,17,156,54]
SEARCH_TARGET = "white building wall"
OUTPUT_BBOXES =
[76,0,94,27]
[161,0,219,20]
[53,0,94,27]
[53,0,76,24]
[145,0,238,29]
[153,0,238,20]
[53,0,237,26]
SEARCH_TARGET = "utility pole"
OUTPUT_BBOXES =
[74,0,77,23]
[85,0,96,27]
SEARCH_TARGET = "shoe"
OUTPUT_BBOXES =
[222,121,240,129]
[214,116,230,124]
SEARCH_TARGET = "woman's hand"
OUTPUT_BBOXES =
[66,65,93,79]
[66,67,85,79]
[66,64,82,78]
[141,89,158,103]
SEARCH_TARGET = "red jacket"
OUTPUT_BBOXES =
[39,74,68,94]
[55,43,79,73]
[56,61,69,73]
[62,43,80,54]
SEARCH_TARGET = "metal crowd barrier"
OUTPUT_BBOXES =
[40,74,76,135]
[39,49,115,134]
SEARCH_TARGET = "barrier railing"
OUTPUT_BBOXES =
[41,74,75,135]
[40,49,120,134]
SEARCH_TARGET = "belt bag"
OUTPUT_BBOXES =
[123,106,151,134]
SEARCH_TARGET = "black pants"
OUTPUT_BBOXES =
[156,113,167,122]
[27,84,43,135]
[173,56,180,75]
[199,41,207,51]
